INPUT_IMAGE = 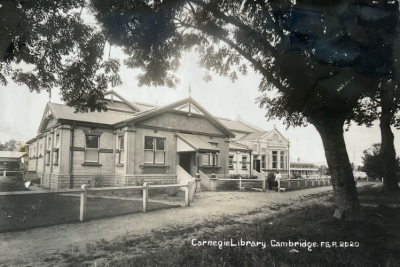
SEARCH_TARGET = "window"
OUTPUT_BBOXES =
[242,156,247,170]
[272,151,277,168]
[45,137,51,165]
[144,137,165,164]
[280,151,285,169]
[118,136,124,164]
[54,134,60,164]
[261,155,266,169]
[202,142,218,166]
[85,135,99,162]
[229,155,234,169]
[39,144,43,157]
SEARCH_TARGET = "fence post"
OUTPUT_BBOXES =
[262,178,266,191]
[143,182,148,213]
[185,181,190,206]
[80,184,87,222]
[239,177,242,191]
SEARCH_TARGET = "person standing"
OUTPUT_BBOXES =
[267,171,275,190]
[275,171,282,190]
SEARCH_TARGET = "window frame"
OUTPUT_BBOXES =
[280,151,285,169]
[202,142,219,166]
[261,155,266,169]
[45,136,51,165]
[242,156,247,170]
[84,135,100,163]
[118,136,125,164]
[53,134,60,164]
[144,137,166,165]
[229,155,234,169]
[272,151,278,169]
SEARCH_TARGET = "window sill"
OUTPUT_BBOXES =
[82,163,102,167]
[45,164,50,166]
[242,168,248,170]
[141,164,169,167]
[115,163,124,167]
[53,163,59,166]
[229,167,234,170]
[201,166,221,169]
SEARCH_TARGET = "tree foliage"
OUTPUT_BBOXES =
[0,139,19,151]
[0,0,122,112]
[362,143,400,180]
[87,0,399,218]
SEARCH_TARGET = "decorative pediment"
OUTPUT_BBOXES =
[174,103,204,115]
[265,128,289,145]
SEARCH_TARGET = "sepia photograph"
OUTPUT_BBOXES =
[0,0,400,266]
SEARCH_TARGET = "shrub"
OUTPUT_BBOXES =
[219,180,239,190]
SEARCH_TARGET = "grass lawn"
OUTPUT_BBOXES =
[0,194,179,233]
[58,185,400,267]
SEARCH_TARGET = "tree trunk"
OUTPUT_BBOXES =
[313,118,360,220]
[379,91,400,191]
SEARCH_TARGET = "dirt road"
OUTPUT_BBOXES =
[0,185,348,266]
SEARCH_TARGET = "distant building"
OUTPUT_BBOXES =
[0,151,26,177]
[290,159,319,177]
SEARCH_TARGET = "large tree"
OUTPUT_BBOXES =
[88,0,398,219]
[0,0,122,112]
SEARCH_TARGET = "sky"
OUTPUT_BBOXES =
[0,12,398,167]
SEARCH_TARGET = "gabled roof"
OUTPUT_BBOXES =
[240,131,269,140]
[47,103,134,126]
[229,141,252,151]
[116,97,235,138]
[132,101,158,112]
[104,90,143,112]
[217,118,258,133]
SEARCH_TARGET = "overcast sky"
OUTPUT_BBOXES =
[0,11,398,166]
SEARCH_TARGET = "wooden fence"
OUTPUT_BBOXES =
[216,177,331,191]
[0,180,196,223]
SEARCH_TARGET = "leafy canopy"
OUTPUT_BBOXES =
[0,0,122,112]
[362,143,400,180]
[89,0,397,127]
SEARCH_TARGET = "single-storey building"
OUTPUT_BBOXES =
[27,91,234,189]
[0,151,26,177]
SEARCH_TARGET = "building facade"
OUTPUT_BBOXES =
[27,91,234,189]
[217,118,291,178]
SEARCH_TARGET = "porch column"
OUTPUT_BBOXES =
[249,151,252,178]
[196,153,200,178]
[211,153,216,178]
[195,152,201,192]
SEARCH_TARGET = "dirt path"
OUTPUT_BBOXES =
[0,184,376,266]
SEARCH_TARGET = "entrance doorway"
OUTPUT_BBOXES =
[179,152,192,174]
[253,159,260,173]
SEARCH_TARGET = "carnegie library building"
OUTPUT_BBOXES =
[26,90,291,189]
